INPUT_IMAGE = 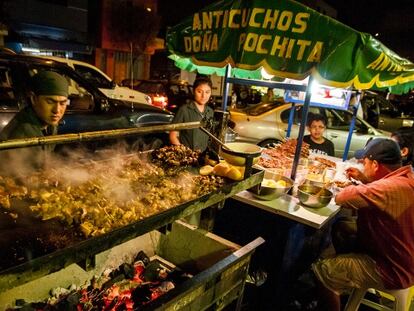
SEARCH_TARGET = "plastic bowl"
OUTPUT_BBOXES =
[297,184,333,208]
[251,174,293,201]
[219,142,262,166]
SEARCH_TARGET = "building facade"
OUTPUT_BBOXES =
[1,0,162,82]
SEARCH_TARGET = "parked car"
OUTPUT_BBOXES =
[230,102,391,158]
[360,92,414,132]
[0,52,173,150]
[36,55,152,106]
[122,79,193,112]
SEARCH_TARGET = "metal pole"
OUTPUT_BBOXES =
[343,91,361,161]
[0,122,201,150]
[290,76,313,181]
[130,42,134,88]
[222,64,231,111]
[286,102,296,138]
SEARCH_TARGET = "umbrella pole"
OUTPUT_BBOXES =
[286,102,296,138]
[342,91,361,161]
[222,64,231,111]
[290,76,313,181]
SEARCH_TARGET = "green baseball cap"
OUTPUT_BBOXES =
[31,71,69,97]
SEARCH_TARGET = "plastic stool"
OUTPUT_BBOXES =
[344,286,414,311]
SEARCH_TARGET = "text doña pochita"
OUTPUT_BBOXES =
[184,8,323,63]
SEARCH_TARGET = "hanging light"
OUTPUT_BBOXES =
[310,80,320,94]
[261,67,274,80]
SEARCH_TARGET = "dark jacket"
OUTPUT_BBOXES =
[0,106,57,171]
[172,102,214,152]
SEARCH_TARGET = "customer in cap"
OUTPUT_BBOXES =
[0,71,69,169]
[312,138,414,311]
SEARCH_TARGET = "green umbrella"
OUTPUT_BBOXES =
[167,0,414,94]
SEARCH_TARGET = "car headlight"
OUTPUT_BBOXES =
[402,119,414,127]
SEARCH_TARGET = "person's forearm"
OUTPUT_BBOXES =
[169,131,181,145]
[346,168,369,184]
[350,173,369,184]
[335,185,370,209]
[358,175,369,184]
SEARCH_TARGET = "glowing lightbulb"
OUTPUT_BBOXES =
[261,68,274,80]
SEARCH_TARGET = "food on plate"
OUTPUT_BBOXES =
[226,166,243,181]
[314,156,336,168]
[262,179,278,188]
[258,139,310,169]
[152,145,200,167]
[0,154,228,239]
[211,162,245,180]
[334,180,353,188]
[306,173,324,182]
[205,156,218,166]
[275,179,288,188]
[199,165,214,176]
[212,162,232,177]
[262,179,288,188]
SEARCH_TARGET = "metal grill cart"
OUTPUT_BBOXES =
[0,122,264,309]
[166,0,414,309]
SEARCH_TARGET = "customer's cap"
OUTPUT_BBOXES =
[354,138,402,164]
[31,71,69,97]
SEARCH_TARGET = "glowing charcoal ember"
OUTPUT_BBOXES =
[12,251,187,310]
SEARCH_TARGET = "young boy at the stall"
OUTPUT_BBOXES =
[303,113,335,156]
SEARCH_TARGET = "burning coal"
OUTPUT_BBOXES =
[10,250,193,310]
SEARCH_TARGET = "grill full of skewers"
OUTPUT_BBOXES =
[0,145,262,272]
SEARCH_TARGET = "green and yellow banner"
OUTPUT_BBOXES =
[167,0,414,94]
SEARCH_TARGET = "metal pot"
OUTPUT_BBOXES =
[251,174,293,201]
[219,142,262,166]
[297,184,333,208]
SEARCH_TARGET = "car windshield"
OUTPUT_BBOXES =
[246,102,281,116]
[73,64,113,89]
[137,82,164,94]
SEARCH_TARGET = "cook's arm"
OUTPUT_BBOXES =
[169,131,180,145]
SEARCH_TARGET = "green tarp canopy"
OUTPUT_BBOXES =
[167,0,414,94]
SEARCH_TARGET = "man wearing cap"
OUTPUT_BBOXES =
[0,70,69,140]
[0,71,69,168]
[312,138,414,311]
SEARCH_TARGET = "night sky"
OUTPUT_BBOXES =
[159,0,414,60]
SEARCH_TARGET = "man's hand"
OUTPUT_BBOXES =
[345,167,368,184]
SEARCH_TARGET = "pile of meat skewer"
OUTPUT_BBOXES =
[258,139,310,170]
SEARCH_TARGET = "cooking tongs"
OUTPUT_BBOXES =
[200,126,227,149]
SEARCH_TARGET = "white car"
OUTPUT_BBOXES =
[230,102,391,158]
[37,56,152,106]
